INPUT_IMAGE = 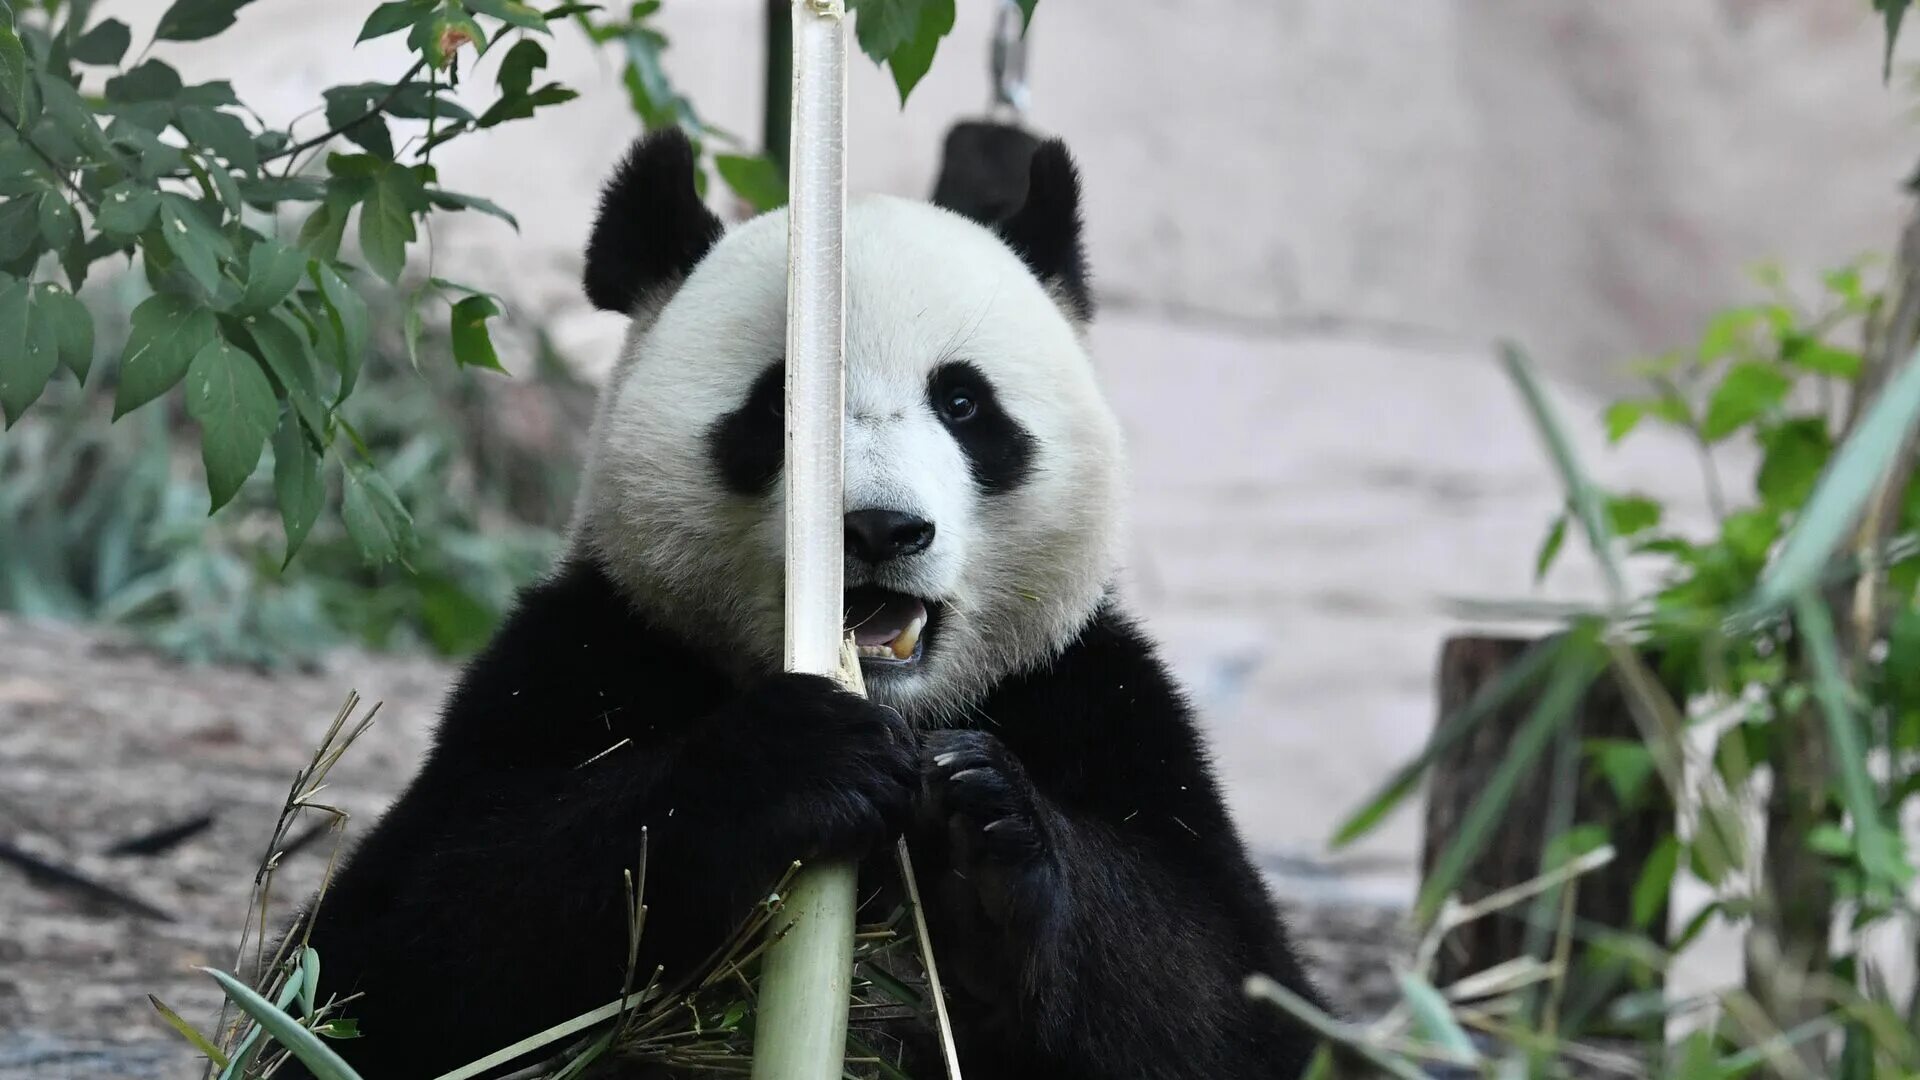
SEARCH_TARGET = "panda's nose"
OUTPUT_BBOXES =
[844,509,935,563]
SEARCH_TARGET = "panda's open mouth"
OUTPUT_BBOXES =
[845,586,935,666]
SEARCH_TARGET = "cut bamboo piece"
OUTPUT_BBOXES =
[752,3,855,1079]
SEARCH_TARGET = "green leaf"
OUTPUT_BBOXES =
[311,263,368,400]
[105,59,184,102]
[71,18,132,64]
[464,0,548,31]
[184,336,277,511]
[159,194,233,297]
[36,191,75,255]
[300,952,322,1015]
[1501,343,1629,601]
[1416,629,1605,922]
[384,82,474,122]
[358,0,433,42]
[1697,307,1761,362]
[239,237,307,314]
[1878,0,1908,81]
[202,968,366,1080]
[425,188,518,230]
[1700,360,1792,441]
[1631,835,1679,929]
[297,186,361,262]
[882,0,954,103]
[1602,400,1644,443]
[1755,417,1831,511]
[1781,333,1863,380]
[1533,513,1567,582]
[449,294,504,371]
[1588,738,1654,805]
[1751,346,1920,613]
[714,153,788,211]
[177,105,259,172]
[341,461,415,566]
[239,176,328,207]
[851,0,923,61]
[0,195,36,262]
[314,1019,360,1040]
[0,277,59,426]
[1014,0,1037,29]
[0,19,24,120]
[1794,595,1913,892]
[496,38,545,99]
[476,82,576,128]
[1396,972,1478,1061]
[321,85,394,159]
[358,163,423,283]
[114,293,218,418]
[1604,493,1662,537]
[148,994,230,1069]
[238,310,324,436]
[425,10,487,69]
[96,181,160,237]
[155,0,260,41]
[37,282,92,381]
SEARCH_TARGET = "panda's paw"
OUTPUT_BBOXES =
[725,672,919,859]
[920,729,1063,926]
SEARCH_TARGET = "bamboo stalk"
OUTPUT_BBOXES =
[752,3,854,1079]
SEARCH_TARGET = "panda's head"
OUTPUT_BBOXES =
[571,129,1121,721]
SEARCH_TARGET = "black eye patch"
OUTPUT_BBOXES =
[707,362,785,495]
[928,361,1034,494]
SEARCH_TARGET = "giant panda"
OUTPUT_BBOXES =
[297,129,1324,1079]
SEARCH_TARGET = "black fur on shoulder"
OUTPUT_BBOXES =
[995,139,1094,322]
[583,128,725,314]
[289,560,1322,1079]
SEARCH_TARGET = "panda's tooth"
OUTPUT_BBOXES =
[891,613,925,661]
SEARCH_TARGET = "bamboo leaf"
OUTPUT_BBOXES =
[148,994,230,1068]
[203,967,365,1080]
[1330,636,1564,848]
[1752,345,1920,613]
[1793,594,1914,891]
[1415,628,1605,923]
[1396,971,1478,1061]
[1500,343,1627,603]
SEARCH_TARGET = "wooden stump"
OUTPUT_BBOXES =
[1421,635,1672,1034]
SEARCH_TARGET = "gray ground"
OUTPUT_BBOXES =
[0,614,1408,1080]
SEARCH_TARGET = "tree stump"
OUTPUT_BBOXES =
[1421,635,1673,1035]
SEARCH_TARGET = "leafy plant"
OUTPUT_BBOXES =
[1327,257,1920,1076]
[0,277,587,664]
[0,0,984,580]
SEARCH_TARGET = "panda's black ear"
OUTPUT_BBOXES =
[584,128,725,314]
[995,139,1092,322]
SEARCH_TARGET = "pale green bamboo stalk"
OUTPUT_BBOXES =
[753,3,855,1079]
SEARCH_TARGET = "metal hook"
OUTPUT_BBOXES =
[990,0,1030,120]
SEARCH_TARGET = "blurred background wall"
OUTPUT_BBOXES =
[91,0,1920,900]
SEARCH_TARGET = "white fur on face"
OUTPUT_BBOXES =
[572,196,1124,721]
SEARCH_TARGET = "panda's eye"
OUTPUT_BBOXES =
[941,389,979,422]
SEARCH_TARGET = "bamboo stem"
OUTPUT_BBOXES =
[752,3,854,1079]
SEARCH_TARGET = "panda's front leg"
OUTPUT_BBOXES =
[913,728,1311,1080]
[914,730,1077,1017]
